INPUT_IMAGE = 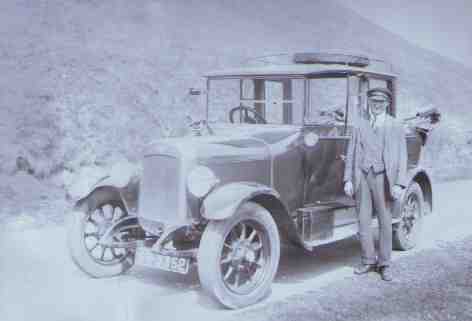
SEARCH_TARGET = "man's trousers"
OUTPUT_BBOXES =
[356,168,392,267]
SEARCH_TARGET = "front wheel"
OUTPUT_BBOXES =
[393,182,424,251]
[197,202,280,309]
[68,192,136,278]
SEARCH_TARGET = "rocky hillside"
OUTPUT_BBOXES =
[1,0,472,223]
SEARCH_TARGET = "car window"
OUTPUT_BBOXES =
[263,79,304,125]
[306,78,347,127]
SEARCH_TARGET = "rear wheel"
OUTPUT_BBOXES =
[197,202,280,309]
[393,182,424,251]
[68,192,136,277]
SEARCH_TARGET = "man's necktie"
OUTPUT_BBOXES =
[371,115,377,129]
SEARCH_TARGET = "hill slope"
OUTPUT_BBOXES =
[1,0,471,216]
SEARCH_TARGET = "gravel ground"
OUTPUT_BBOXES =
[0,179,471,321]
[230,237,472,321]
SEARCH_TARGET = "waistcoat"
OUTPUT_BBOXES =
[359,120,385,173]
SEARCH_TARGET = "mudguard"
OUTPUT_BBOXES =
[201,181,313,248]
[201,182,284,220]
[71,162,141,214]
[407,166,433,212]
[74,174,140,215]
[391,166,433,218]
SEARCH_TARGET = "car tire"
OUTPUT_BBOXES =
[393,182,424,251]
[68,193,136,278]
[197,201,280,309]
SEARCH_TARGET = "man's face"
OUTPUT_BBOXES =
[368,98,389,116]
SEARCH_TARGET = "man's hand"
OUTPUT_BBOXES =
[392,185,405,200]
[344,181,354,197]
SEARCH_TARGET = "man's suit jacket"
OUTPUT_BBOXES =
[343,114,408,199]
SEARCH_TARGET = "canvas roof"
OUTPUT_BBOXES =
[205,63,396,79]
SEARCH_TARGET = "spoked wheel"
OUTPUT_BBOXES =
[68,192,137,277]
[393,182,424,251]
[198,202,280,309]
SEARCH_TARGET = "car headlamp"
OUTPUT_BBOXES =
[187,166,220,198]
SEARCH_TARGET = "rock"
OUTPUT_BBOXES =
[15,156,34,175]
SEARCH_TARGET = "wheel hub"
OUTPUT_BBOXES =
[230,240,255,266]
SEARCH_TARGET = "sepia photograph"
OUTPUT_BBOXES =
[0,1,471,320]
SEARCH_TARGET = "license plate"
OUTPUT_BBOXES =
[136,248,190,274]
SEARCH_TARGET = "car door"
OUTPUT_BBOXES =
[302,127,350,206]
[302,76,361,207]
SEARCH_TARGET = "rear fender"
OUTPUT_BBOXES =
[408,167,433,214]
[392,167,433,218]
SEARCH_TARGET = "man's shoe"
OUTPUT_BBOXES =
[378,266,393,281]
[354,264,376,275]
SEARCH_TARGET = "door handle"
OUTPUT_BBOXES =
[337,154,346,162]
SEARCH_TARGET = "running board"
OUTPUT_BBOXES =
[296,208,402,251]
[303,197,356,210]
[303,222,358,248]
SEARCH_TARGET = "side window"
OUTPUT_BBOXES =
[309,78,346,124]
[260,79,304,125]
[264,81,284,124]
[306,77,348,137]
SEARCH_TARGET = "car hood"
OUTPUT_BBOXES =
[144,124,301,163]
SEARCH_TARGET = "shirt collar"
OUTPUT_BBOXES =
[371,112,386,127]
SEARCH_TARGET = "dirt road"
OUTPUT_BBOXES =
[0,179,471,321]
[230,237,472,321]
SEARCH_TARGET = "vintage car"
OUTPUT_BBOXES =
[68,53,440,308]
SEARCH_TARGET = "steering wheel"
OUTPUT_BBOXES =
[229,105,267,124]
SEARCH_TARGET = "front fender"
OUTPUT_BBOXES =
[71,161,141,214]
[201,182,282,220]
[74,175,140,215]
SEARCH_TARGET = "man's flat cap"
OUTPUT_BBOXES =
[367,87,392,102]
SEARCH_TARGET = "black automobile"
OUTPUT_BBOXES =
[68,53,439,308]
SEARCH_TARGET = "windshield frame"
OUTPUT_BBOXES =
[205,73,354,131]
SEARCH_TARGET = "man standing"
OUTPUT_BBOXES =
[344,87,408,281]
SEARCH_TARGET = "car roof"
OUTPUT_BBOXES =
[205,63,396,79]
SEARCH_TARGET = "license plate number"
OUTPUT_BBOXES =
[136,248,190,274]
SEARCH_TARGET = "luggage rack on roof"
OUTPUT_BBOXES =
[243,52,394,74]
[293,52,370,67]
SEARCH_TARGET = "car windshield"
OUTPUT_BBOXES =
[206,78,305,125]
[206,76,350,126]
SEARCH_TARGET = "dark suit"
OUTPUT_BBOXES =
[344,114,408,266]
[344,114,408,197]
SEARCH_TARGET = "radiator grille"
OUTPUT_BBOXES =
[139,154,183,226]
